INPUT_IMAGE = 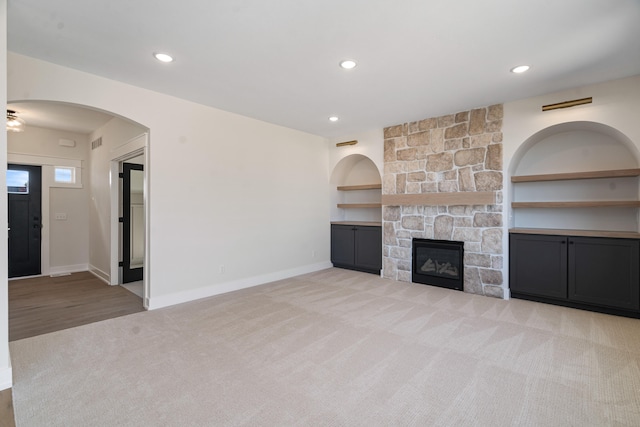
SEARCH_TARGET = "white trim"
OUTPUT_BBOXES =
[109,133,150,310]
[147,261,332,310]
[109,160,120,285]
[110,134,146,160]
[8,155,84,188]
[49,264,89,276]
[89,264,110,284]
[0,365,12,391]
[8,152,82,168]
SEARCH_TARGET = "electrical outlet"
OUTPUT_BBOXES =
[219,265,225,274]
[54,213,67,220]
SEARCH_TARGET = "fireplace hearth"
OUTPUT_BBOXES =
[412,238,464,291]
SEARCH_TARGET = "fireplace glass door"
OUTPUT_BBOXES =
[412,239,464,291]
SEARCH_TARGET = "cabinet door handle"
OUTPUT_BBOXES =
[569,241,574,245]
[561,241,566,244]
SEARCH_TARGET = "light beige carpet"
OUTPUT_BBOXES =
[9,268,640,426]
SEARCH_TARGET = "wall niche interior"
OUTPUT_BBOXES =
[330,154,382,224]
[510,121,640,233]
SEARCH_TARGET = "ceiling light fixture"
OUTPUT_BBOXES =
[6,110,26,133]
[153,52,174,63]
[329,116,339,122]
[339,60,357,70]
[510,65,530,74]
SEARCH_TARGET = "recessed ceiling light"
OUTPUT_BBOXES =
[329,116,339,122]
[153,52,174,63]
[510,65,530,74]
[339,60,357,70]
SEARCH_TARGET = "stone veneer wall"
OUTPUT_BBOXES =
[382,105,504,298]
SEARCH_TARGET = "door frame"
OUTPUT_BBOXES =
[109,133,150,308]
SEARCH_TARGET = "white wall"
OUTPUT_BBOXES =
[0,0,10,390]
[503,75,640,174]
[88,117,146,279]
[329,128,384,176]
[7,53,331,310]
[7,126,91,273]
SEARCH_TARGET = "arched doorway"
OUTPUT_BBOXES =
[6,101,151,339]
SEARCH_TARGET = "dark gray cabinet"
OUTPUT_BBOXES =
[510,233,640,316]
[510,234,568,300]
[331,224,381,274]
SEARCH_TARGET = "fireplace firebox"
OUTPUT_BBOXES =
[412,238,464,291]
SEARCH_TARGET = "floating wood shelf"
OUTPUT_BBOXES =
[510,228,640,239]
[337,203,382,209]
[337,184,382,191]
[512,201,640,208]
[511,168,640,183]
[381,192,495,206]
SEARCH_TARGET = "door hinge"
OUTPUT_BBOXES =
[119,217,124,223]
[119,173,124,178]
[118,261,124,267]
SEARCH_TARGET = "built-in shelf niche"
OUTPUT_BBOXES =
[330,155,382,224]
[510,124,640,233]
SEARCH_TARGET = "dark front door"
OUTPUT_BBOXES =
[8,164,42,278]
[122,163,144,283]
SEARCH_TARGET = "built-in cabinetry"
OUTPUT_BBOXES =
[331,224,382,274]
[509,126,640,317]
[509,232,640,317]
[330,155,382,275]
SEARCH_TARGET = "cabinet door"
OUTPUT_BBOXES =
[331,225,355,267]
[509,234,568,299]
[568,237,640,311]
[354,226,382,273]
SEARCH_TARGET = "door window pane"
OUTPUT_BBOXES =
[7,170,29,194]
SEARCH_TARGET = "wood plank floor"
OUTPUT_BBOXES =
[0,388,15,427]
[9,271,145,342]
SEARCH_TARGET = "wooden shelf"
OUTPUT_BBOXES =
[337,184,382,191]
[337,203,382,209]
[512,201,640,208]
[510,228,640,239]
[511,168,640,183]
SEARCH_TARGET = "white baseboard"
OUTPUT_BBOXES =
[89,265,110,284]
[0,364,12,391]
[147,261,332,310]
[49,264,89,276]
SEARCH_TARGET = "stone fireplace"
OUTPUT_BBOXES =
[382,105,504,298]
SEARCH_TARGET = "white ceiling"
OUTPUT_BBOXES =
[7,101,114,135]
[7,0,640,138]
